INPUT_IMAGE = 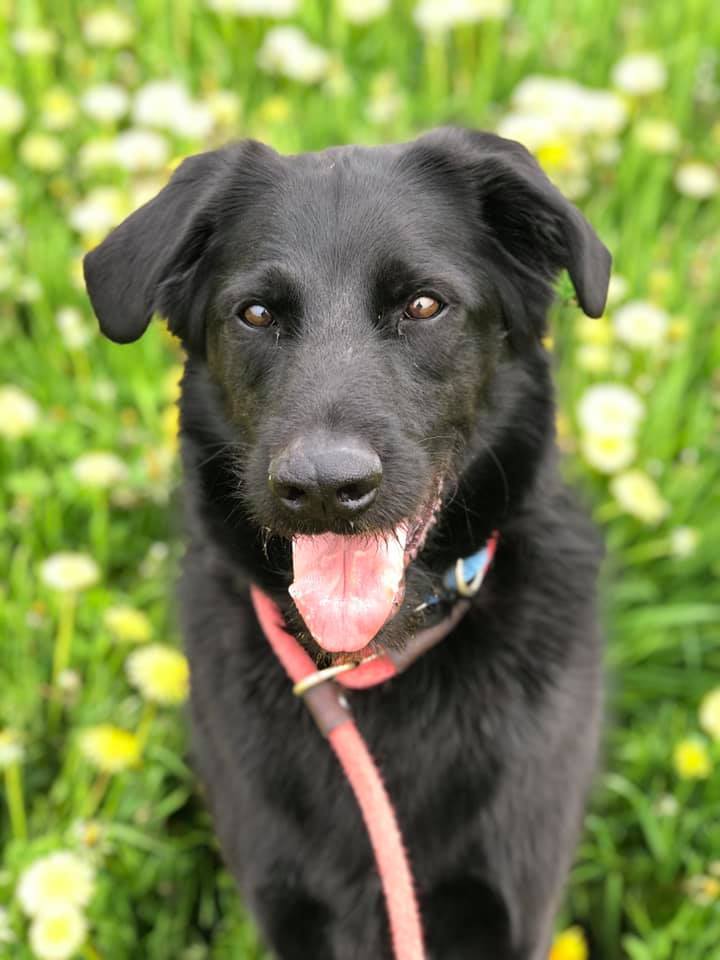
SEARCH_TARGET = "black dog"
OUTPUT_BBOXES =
[85,127,610,960]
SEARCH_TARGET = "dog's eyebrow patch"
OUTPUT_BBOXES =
[215,265,305,315]
[373,256,472,308]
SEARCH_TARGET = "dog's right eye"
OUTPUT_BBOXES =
[238,304,273,329]
[404,295,443,320]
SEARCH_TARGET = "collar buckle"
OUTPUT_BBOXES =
[453,556,486,596]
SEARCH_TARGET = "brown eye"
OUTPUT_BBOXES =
[241,304,273,328]
[405,294,442,320]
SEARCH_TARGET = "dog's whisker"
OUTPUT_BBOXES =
[479,438,510,515]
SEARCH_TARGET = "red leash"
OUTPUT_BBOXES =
[250,534,497,960]
[251,585,426,960]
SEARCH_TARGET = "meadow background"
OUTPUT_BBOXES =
[1,0,719,958]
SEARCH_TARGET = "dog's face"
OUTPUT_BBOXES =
[205,142,493,531]
[85,128,610,656]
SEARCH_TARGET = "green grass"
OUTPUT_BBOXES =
[1,1,719,958]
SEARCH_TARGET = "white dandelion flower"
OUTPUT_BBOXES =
[18,852,94,917]
[611,52,667,96]
[674,162,719,199]
[81,83,130,123]
[113,129,170,172]
[577,383,645,437]
[613,300,669,349]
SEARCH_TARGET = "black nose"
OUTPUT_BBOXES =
[268,433,382,522]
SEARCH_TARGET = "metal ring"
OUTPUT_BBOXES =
[454,557,485,597]
[292,654,380,697]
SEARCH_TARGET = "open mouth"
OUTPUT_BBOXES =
[288,487,442,655]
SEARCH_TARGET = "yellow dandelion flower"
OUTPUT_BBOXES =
[668,318,688,342]
[673,737,711,780]
[258,95,291,124]
[17,852,94,917]
[537,139,572,170]
[164,365,184,401]
[700,689,720,741]
[79,724,141,773]
[126,644,189,705]
[549,925,588,960]
[29,904,87,960]
[39,553,100,593]
[686,874,720,906]
[161,404,180,450]
[577,316,613,347]
[104,605,152,644]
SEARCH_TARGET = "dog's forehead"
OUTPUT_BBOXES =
[220,141,475,274]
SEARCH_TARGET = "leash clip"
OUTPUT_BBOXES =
[291,657,375,738]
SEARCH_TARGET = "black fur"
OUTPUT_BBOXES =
[85,127,611,960]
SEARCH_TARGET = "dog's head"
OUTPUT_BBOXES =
[85,128,610,657]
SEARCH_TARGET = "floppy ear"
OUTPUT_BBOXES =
[83,142,255,345]
[424,128,611,319]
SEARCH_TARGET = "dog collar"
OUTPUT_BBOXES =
[252,532,498,698]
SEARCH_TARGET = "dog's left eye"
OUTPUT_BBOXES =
[404,295,443,320]
[238,303,273,328]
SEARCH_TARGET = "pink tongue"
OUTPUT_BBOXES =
[289,527,408,653]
